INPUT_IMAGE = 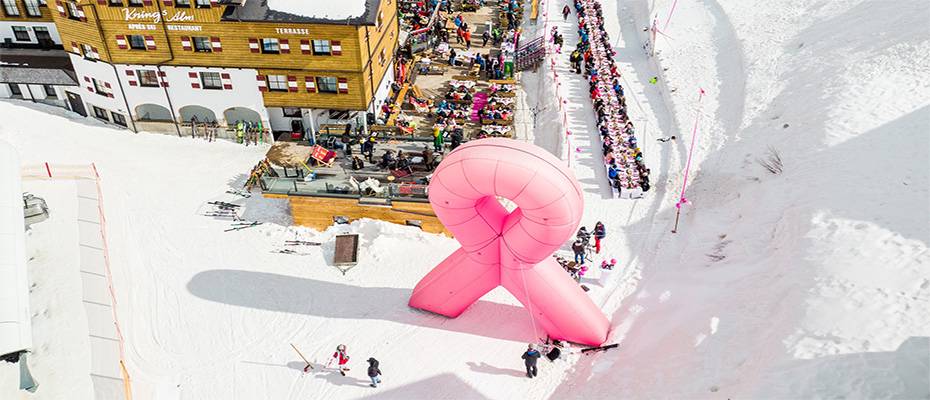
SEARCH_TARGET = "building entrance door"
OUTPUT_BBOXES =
[66,92,86,117]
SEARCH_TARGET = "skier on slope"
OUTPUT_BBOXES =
[367,358,382,388]
[593,221,606,254]
[522,343,541,378]
[328,344,350,376]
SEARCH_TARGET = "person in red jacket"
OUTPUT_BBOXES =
[328,344,350,376]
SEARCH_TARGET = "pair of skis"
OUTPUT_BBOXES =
[224,221,262,232]
[227,189,251,198]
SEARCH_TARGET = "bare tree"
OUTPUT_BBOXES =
[757,146,783,174]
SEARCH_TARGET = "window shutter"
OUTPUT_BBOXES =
[248,38,259,53]
[209,0,217,5]
[163,0,173,5]
[305,76,316,93]
[287,75,298,92]
[256,75,267,92]
[180,36,191,51]
[221,73,232,90]
[159,70,169,87]
[210,37,222,52]
[300,39,310,55]
[189,72,200,89]
[331,40,342,55]
[125,70,138,86]
[116,35,128,49]
[144,35,156,50]
[76,5,87,21]
[56,1,66,17]
[337,78,348,94]
[104,82,114,97]
[142,0,153,5]
[90,47,100,59]
[71,41,79,53]
[96,0,106,5]
[279,39,290,54]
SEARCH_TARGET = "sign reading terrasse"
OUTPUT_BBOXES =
[123,8,194,23]
[275,28,309,35]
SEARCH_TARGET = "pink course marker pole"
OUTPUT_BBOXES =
[409,139,610,345]
[672,88,705,233]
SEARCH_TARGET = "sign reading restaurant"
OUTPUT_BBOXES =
[123,8,195,23]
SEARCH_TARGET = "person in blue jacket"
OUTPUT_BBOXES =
[521,344,541,378]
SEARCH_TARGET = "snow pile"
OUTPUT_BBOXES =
[265,0,368,20]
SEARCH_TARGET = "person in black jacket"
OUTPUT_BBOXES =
[522,344,541,378]
[367,358,382,388]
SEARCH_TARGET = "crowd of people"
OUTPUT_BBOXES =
[570,0,651,198]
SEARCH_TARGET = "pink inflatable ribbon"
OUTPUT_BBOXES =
[409,139,610,345]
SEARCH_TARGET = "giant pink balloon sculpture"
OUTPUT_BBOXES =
[409,138,610,345]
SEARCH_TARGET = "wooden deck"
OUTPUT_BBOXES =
[266,193,450,235]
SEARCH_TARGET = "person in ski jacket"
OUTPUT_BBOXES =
[572,239,586,264]
[522,344,541,378]
[367,358,382,387]
[593,221,606,254]
[562,5,571,20]
[329,344,350,375]
[576,226,591,245]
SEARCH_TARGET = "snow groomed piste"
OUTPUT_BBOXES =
[411,139,610,345]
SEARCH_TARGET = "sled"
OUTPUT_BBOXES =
[332,234,360,274]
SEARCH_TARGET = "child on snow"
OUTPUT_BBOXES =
[522,343,541,378]
[328,344,350,376]
[367,358,382,387]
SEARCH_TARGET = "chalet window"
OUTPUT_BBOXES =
[175,0,189,6]
[108,0,122,5]
[316,77,338,93]
[81,44,95,59]
[267,75,287,91]
[111,112,127,126]
[311,40,331,55]
[92,78,111,96]
[192,36,211,52]
[128,34,146,50]
[194,0,209,8]
[127,0,143,6]
[200,72,222,89]
[92,106,110,121]
[8,84,22,96]
[43,85,56,97]
[137,69,159,87]
[261,38,279,54]
[282,107,301,117]
[2,0,20,17]
[24,0,41,16]
[12,26,30,41]
[66,2,80,19]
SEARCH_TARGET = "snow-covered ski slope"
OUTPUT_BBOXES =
[546,0,930,398]
[1,0,929,398]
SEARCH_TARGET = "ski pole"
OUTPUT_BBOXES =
[290,343,313,372]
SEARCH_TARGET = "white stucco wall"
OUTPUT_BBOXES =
[0,83,69,108]
[0,21,62,45]
[115,64,268,126]
[68,54,129,123]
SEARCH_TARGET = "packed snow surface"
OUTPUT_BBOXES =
[265,0,368,20]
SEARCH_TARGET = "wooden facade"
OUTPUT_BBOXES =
[47,0,397,110]
[270,194,450,235]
